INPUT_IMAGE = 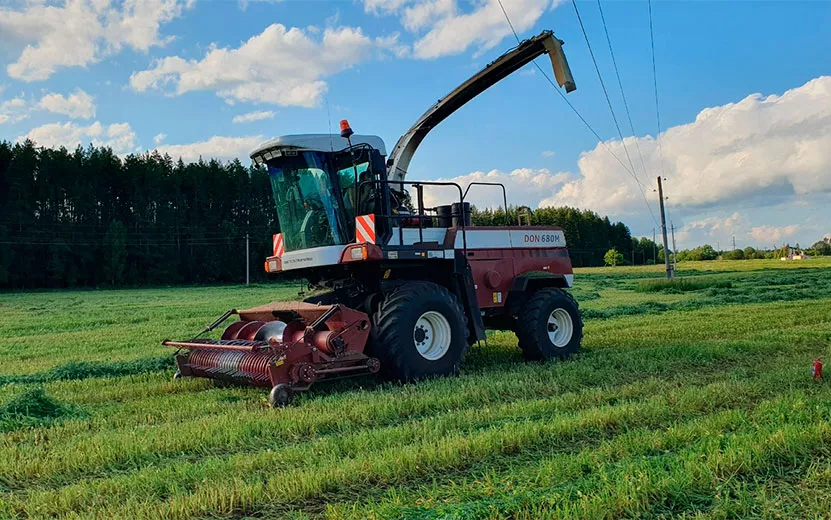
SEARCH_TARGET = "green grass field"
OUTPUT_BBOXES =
[1,258,830,519]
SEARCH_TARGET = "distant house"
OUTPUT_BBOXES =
[780,244,809,260]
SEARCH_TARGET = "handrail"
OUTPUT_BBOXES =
[461,182,510,226]
[357,179,468,254]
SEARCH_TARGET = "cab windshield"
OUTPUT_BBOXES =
[266,147,378,252]
[267,151,350,251]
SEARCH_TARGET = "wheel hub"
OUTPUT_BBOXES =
[547,308,574,347]
[413,311,452,361]
[414,326,427,344]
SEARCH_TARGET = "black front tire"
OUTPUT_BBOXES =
[371,281,469,382]
[516,288,583,361]
[269,384,293,407]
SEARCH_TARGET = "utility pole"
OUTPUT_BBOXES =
[732,235,736,250]
[671,221,677,272]
[656,176,673,278]
[245,217,250,286]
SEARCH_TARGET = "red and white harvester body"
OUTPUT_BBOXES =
[164,31,584,406]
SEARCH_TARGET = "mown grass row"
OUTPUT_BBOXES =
[581,268,831,319]
[636,276,732,293]
[0,355,174,386]
[0,388,82,433]
[0,284,298,375]
[1,261,829,519]
[2,300,823,491]
[2,363,824,519]
[324,393,831,520]
[0,341,775,490]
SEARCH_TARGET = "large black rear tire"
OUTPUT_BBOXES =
[371,281,468,382]
[516,288,582,361]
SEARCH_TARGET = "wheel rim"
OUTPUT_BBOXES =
[547,309,574,347]
[413,310,452,361]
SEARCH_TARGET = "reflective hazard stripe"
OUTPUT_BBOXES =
[355,214,376,244]
[272,233,285,257]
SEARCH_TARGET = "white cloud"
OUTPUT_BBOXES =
[17,121,138,154]
[153,132,167,145]
[0,0,192,81]
[153,135,264,162]
[416,0,553,59]
[541,150,555,158]
[673,212,745,248]
[685,212,743,235]
[546,76,831,216]
[750,224,800,244]
[364,0,410,15]
[232,110,276,124]
[363,0,556,59]
[38,89,96,119]
[131,24,374,107]
[401,0,456,32]
[375,33,411,59]
[238,0,284,10]
[0,97,29,125]
[424,167,572,209]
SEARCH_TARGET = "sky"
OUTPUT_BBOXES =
[1,0,830,250]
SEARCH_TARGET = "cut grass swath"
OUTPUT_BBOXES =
[0,258,830,519]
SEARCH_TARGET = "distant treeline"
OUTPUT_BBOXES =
[0,141,278,289]
[1,141,638,289]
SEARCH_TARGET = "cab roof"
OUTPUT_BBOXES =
[250,134,387,161]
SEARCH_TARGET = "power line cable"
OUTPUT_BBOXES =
[496,0,659,227]
[647,0,666,180]
[570,0,639,182]
[595,0,650,181]
[647,0,671,233]
[496,0,631,178]
[570,0,658,227]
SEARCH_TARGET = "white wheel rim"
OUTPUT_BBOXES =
[414,310,452,361]
[547,308,574,347]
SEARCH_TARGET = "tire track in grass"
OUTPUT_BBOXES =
[1,367,812,519]
[0,339,803,491]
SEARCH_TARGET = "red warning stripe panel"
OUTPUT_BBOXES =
[272,233,285,257]
[355,214,376,244]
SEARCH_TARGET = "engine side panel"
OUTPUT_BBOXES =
[445,227,573,309]
[467,248,573,308]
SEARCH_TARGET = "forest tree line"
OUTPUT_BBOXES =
[1,141,637,289]
[0,141,278,289]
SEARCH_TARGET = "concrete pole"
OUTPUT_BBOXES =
[652,228,657,265]
[657,176,673,278]
[245,217,250,286]
[671,221,678,272]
